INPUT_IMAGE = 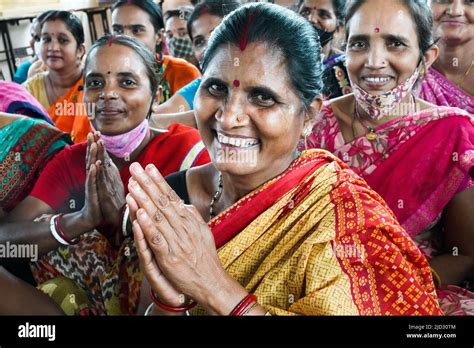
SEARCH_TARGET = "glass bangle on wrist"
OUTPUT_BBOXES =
[121,204,130,236]
[144,303,192,316]
[50,214,79,245]
[229,294,258,316]
[149,289,197,313]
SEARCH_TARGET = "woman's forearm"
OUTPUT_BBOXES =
[430,253,474,286]
[196,271,267,316]
[150,111,197,129]
[0,211,96,257]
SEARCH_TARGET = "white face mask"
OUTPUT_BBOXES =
[351,67,420,120]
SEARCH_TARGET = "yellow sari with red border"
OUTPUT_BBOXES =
[193,149,442,315]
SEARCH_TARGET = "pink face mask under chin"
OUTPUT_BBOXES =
[92,118,150,158]
[351,67,420,121]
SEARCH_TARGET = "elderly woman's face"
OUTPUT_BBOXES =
[83,44,154,136]
[345,0,421,95]
[431,0,474,46]
[194,42,305,177]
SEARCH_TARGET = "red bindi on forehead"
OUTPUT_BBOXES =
[233,79,240,87]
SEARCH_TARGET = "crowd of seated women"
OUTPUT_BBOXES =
[0,0,472,316]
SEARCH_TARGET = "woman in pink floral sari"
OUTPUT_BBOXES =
[306,0,474,315]
[417,0,474,113]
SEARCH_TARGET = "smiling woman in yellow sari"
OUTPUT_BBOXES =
[126,3,442,316]
[23,11,91,144]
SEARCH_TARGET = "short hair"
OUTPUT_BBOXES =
[42,11,85,47]
[202,3,323,109]
[187,0,242,39]
[345,0,435,55]
[84,34,159,99]
[112,0,165,33]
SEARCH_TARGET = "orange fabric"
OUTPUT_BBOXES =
[160,55,201,95]
[46,77,92,143]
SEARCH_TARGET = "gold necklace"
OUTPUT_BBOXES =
[353,105,377,141]
[353,94,416,141]
[209,172,223,219]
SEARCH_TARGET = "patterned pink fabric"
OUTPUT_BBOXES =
[418,67,474,114]
[305,102,474,315]
[306,103,474,236]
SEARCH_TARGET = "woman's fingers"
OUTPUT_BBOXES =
[126,193,139,222]
[86,133,93,170]
[89,143,98,172]
[129,163,185,224]
[129,163,169,211]
[133,219,161,275]
[133,220,184,307]
[129,163,199,249]
[97,139,106,164]
[128,179,180,250]
[133,220,167,292]
[135,208,170,261]
[128,178,161,218]
[86,132,102,171]
[93,131,101,143]
[86,163,97,198]
[85,163,101,223]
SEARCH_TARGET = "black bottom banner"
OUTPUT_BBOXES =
[0,315,472,346]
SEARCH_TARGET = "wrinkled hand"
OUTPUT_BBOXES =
[127,162,225,305]
[128,194,185,308]
[94,135,126,227]
[80,132,103,229]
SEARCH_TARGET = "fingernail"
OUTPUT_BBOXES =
[138,209,145,216]
[146,164,158,175]
[131,163,144,174]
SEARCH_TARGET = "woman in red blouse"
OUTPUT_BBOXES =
[0,35,210,315]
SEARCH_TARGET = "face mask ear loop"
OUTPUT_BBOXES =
[146,99,155,120]
[416,55,426,85]
[418,38,438,79]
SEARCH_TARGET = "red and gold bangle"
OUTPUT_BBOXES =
[229,294,257,316]
[54,213,79,245]
[149,289,197,313]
